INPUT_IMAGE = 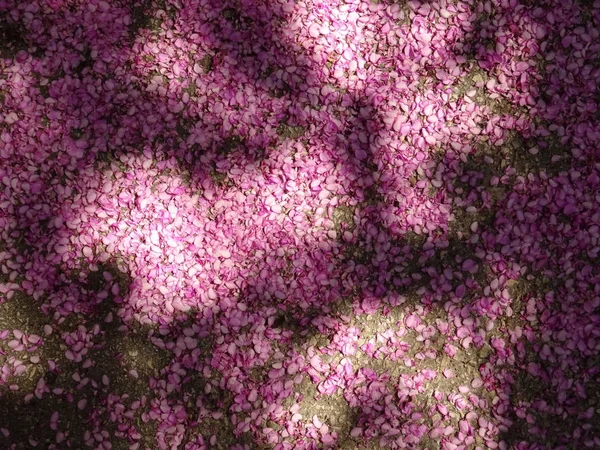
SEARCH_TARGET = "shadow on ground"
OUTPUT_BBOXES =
[1,0,599,448]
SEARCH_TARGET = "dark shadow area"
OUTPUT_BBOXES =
[1,0,599,448]
[0,260,167,449]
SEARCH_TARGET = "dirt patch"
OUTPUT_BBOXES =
[129,0,165,38]
[0,19,30,59]
[297,377,360,448]
[198,54,214,74]
[277,123,307,141]
[332,204,356,234]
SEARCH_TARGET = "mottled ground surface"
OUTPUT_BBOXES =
[1,0,599,449]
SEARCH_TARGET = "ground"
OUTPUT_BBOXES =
[0,0,599,449]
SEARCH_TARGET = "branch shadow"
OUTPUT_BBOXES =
[1,0,599,448]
